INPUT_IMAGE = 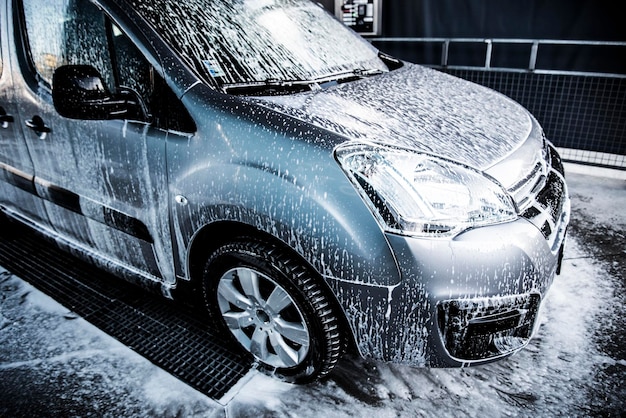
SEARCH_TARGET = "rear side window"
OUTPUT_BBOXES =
[21,0,114,89]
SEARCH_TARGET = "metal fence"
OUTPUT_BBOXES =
[372,38,626,169]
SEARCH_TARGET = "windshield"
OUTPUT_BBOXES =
[128,0,388,91]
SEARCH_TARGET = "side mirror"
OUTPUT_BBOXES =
[52,65,145,121]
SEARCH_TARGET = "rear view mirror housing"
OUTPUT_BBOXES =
[52,65,145,121]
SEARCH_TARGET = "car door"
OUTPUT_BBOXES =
[0,0,49,226]
[13,0,178,284]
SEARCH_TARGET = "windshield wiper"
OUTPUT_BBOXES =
[223,79,316,96]
[315,68,384,86]
[223,68,385,96]
[353,68,385,77]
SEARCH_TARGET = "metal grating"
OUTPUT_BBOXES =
[0,219,253,402]
[556,147,625,168]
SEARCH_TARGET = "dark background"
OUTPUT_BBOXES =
[320,0,625,40]
[320,0,626,74]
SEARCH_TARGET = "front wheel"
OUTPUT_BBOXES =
[202,240,343,383]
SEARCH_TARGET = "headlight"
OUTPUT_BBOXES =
[335,143,517,237]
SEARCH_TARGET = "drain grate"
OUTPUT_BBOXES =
[0,219,253,402]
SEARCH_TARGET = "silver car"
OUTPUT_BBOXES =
[0,0,569,383]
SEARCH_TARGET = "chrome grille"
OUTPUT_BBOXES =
[516,144,569,251]
[508,141,549,213]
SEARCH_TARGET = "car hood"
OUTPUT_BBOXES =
[252,63,533,171]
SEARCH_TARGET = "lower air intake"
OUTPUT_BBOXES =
[437,294,540,361]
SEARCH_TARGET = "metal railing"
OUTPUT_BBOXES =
[371,38,626,169]
[373,37,626,77]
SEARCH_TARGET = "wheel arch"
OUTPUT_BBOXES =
[185,219,359,355]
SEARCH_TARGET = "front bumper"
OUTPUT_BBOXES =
[328,213,568,367]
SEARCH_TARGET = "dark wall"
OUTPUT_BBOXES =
[319,0,334,13]
[379,0,625,41]
[321,1,625,41]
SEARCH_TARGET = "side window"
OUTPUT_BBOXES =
[0,29,3,76]
[22,0,195,133]
[110,23,153,108]
[109,24,195,133]
[22,0,114,89]
[151,76,197,134]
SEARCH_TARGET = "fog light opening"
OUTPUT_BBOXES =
[438,294,540,361]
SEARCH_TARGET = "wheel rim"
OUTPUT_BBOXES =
[216,267,311,368]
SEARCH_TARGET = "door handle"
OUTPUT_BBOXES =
[25,115,51,139]
[0,106,14,129]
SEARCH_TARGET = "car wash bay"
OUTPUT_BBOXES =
[1,166,624,417]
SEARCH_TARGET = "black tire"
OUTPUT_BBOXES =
[202,239,343,383]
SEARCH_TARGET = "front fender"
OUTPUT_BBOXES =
[170,159,401,288]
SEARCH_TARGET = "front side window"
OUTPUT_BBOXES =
[128,0,389,90]
[21,0,195,133]
[110,23,153,108]
[22,0,114,88]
